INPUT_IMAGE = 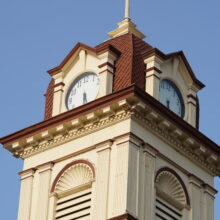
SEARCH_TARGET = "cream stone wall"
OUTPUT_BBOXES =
[17,112,217,220]
[130,119,214,185]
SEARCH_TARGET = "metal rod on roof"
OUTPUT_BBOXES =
[125,0,130,19]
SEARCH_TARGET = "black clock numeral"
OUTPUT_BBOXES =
[71,88,76,95]
[78,80,82,88]
[84,76,89,83]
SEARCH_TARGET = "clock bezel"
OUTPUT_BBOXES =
[159,79,185,118]
[65,72,100,110]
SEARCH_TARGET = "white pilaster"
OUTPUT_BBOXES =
[18,169,35,220]
[48,193,58,220]
[52,72,64,117]
[189,176,202,220]
[112,138,130,217]
[187,88,197,128]
[202,185,216,220]
[143,148,156,220]
[144,56,163,100]
[127,141,140,217]
[35,162,54,220]
[92,141,112,220]
[98,50,118,97]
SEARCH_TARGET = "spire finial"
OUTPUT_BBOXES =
[108,0,146,39]
[124,0,130,19]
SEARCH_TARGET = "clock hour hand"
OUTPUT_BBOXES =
[83,92,87,104]
[166,100,170,109]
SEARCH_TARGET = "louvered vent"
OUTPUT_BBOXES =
[155,198,182,220]
[55,188,92,220]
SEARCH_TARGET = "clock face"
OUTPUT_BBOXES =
[66,72,100,110]
[159,80,185,118]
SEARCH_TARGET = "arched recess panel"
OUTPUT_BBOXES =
[155,167,190,208]
[51,159,95,193]
[50,160,96,220]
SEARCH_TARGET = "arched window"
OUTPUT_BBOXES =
[155,168,190,220]
[51,160,95,220]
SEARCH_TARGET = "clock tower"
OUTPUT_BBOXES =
[1,1,220,220]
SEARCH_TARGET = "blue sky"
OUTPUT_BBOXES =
[0,0,219,219]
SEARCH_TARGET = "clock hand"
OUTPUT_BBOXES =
[83,92,87,104]
[166,100,170,109]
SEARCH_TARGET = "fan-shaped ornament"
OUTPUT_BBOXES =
[55,163,94,193]
[155,170,187,206]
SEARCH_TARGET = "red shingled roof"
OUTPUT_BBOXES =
[44,32,203,120]
[95,33,153,91]
[45,33,153,119]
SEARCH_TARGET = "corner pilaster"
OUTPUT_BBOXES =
[142,145,157,220]
[189,175,203,220]
[187,87,198,128]
[98,47,120,97]
[202,184,217,220]
[52,72,65,117]
[144,56,163,100]
[18,168,36,220]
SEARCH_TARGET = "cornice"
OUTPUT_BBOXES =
[1,85,219,175]
[21,108,131,158]
[0,85,135,146]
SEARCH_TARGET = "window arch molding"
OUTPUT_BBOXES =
[155,167,190,208]
[51,159,95,193]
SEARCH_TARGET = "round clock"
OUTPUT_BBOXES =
[66,72,100,110]
[159,79,185,118]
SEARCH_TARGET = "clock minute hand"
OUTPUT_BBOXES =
[83,92,87,104]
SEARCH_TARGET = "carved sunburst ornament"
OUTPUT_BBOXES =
[55,163,94,193]
[155,170,187,206]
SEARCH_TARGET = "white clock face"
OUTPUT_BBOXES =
[66,72,100,110]
[159,80,185,118]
